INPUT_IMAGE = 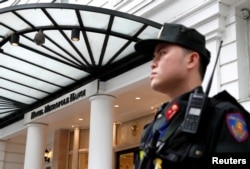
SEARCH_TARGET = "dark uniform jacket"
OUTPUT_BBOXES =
[135,86,250,169]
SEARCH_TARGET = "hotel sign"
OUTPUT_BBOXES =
[24,80,98,123]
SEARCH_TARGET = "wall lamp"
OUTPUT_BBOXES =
[44,148,50,163]
[34,29,45,45]
[10,33,19,46]
[71,28,80,41]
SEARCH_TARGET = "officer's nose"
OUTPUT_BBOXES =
[151,53,159,69]
[151,58,157,69]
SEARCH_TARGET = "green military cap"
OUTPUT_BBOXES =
[134,23,211,65]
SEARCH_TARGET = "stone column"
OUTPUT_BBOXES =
[88,94,115,169]
[72,127,80,169]
[23,123,48,169]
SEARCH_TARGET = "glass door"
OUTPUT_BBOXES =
[116,147,139,169]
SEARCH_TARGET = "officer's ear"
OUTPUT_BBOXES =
[186,51,199,70]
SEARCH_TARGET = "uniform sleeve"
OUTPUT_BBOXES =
[213,102,250,153]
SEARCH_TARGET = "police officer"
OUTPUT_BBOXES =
[134,23,250,169]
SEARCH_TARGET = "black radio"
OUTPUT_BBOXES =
[181,89,207,134]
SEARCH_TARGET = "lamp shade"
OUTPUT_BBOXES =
[34,30,45,45]
[71,28,80,41]
[10,33,19,46]
[44,148,50,162]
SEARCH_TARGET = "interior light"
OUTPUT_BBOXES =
[44,148,50,163]
[34,29,45,45]
[71,28,80,41]
[10,33,19,46]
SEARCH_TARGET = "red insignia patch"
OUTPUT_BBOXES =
[165,102,179,121]
[226,113,249,142]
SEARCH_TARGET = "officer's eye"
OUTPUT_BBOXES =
[159,51,166,57]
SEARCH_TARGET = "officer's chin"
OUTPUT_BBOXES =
[150,82,162,92]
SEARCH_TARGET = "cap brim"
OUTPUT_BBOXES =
[134,39,167,57]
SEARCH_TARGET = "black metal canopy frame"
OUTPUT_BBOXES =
[0,0,8,4]
[0,3,161,128]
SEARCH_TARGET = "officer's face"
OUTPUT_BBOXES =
[150,43,190,95]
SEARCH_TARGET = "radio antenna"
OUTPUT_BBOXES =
[205,40,223,95]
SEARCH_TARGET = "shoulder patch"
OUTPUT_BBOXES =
[226,113,249,142]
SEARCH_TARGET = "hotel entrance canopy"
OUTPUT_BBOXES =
[0,3,161,128]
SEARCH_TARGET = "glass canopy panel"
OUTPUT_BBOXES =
[138,25,159,39]
[0,108,18,114]
[0,107,13,113]
[112,42,136,63]
[86,31,105,64]
[62,30,91,66]
[0,102,17,108]
[2,54,75,86]
[80,10,110,30]
[2,39,87,79]
[111,16,143,36]
[3,39,52,66]
[69,31,92,65]
[0,79,48,99]
[16,9,53,27]
[0,12,30,31]
[23,31,82,67]
[19,32,76,65]
[0,68,61,93]
[0,106,18,110]
[0,25,10,37]
[0,113,12,118]
[102,35,128,65]
[0,88,37,104]
[44,30,85,66]
[4,38,88,80]
[46,8,79,26]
